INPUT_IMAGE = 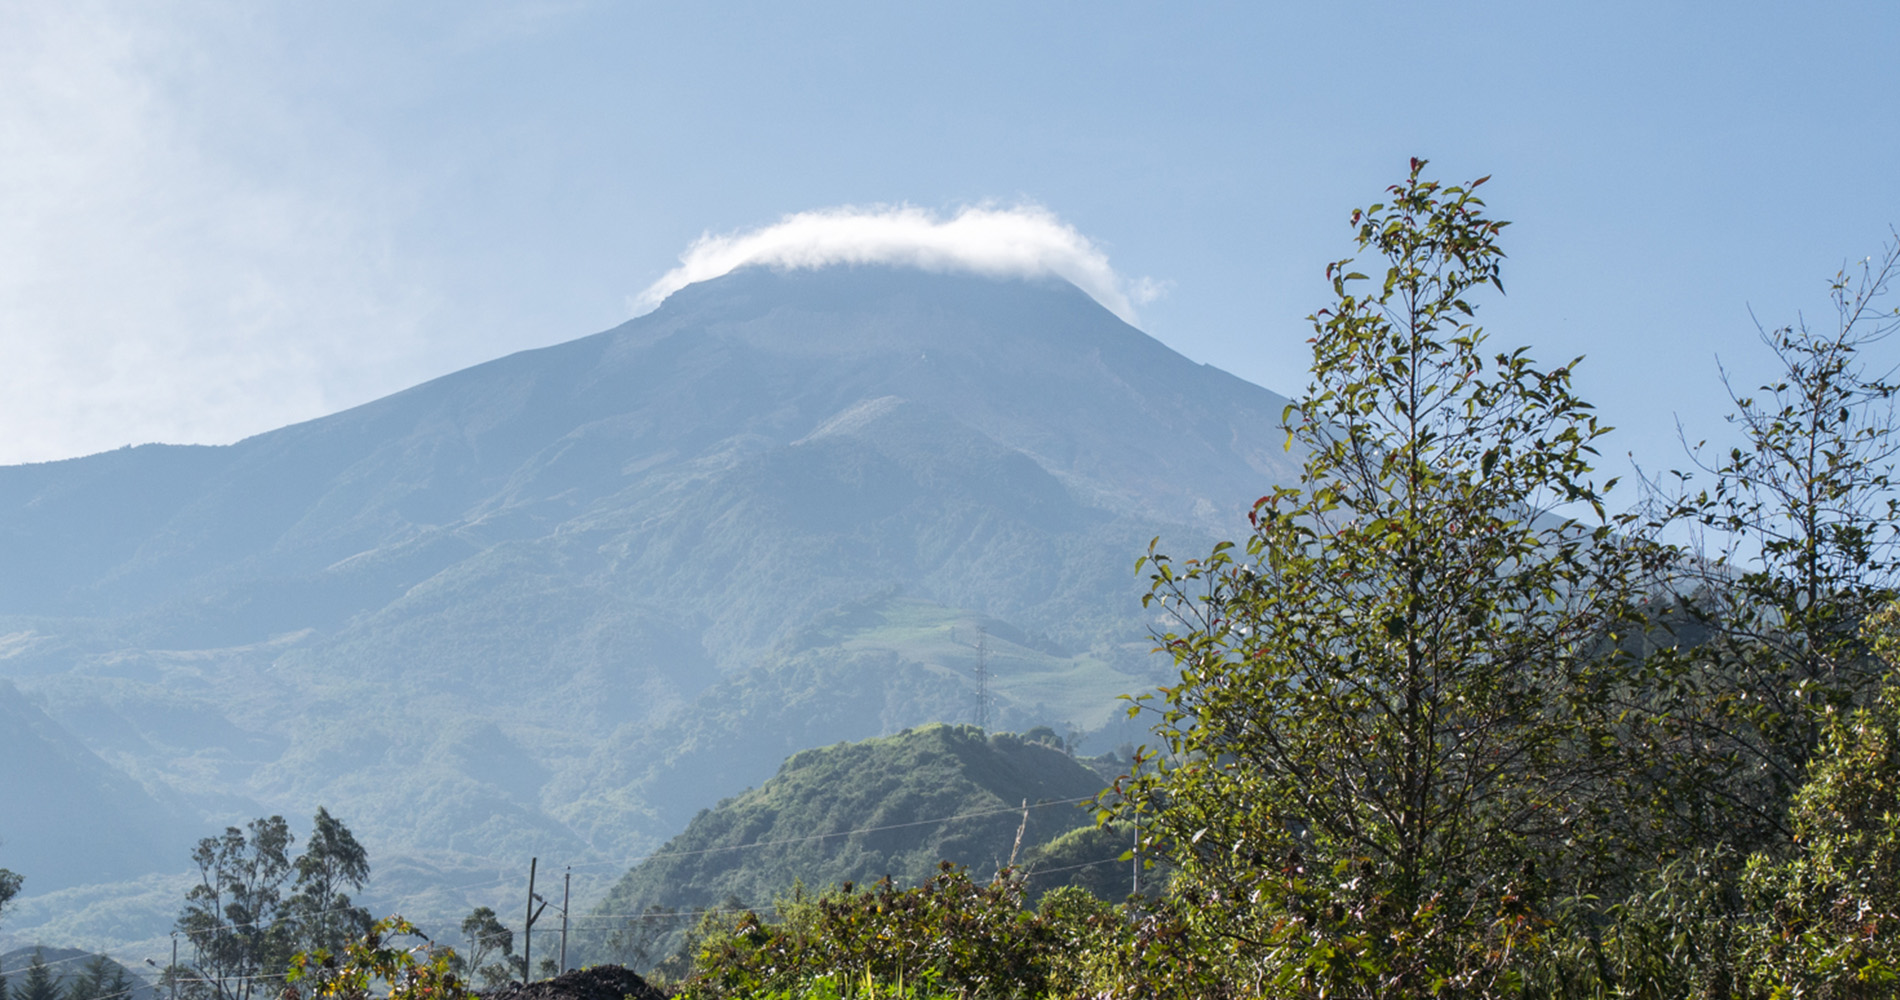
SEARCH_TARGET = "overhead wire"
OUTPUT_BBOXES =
[56,791,1115,981]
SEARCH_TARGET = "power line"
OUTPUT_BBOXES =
[75,792,1107,985]
[955,626,991,732]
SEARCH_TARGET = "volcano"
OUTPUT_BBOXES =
[0,265,1296,938]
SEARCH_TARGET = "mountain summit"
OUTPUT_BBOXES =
[0,265,1295,936]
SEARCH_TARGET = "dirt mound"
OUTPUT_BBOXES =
[482,965,667,1000]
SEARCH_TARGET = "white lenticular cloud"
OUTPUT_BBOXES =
[631,204,1159,324]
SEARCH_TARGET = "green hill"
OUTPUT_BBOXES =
[579,724,1120,971]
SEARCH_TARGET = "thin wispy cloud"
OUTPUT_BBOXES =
[632,204,1165,325]
[0,3,445,465]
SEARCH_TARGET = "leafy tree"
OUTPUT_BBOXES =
[1118,160,1646,998]
[685,864,1102,1000]
[16,951,57,1000]
[176,809,374,1000]
[285,807,373,958]
[1648,235,1900,850]
[0,866,18,923]
[454,907,521,988]
[65,955,136,1000]
[179,816,295,1000]
[1737,599,1900,996]
[0,863,18,1000]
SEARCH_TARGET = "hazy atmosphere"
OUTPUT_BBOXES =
[4,2,1895,474]
[4,4,1900,998]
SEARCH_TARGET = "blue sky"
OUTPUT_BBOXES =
[3,1,1896,492]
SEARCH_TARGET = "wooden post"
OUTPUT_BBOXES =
[523,857,538,981]
[559,868,571,974]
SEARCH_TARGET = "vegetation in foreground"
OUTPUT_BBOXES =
[662,163,1900,998]
[6,161,1900,999]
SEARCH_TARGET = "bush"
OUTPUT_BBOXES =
[683,864,1124,999]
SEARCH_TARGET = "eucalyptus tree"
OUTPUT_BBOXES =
[178,817,295,1000]
[284,807,372,958]
[176,810,374,1000]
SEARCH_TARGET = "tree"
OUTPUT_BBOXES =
[178,816,295,1000]
[284,807,373,958]
[0,860,18,1000]
[1738,598,1900,996]
[16,951,57,1000]
[176,809,374,1000]
[1118,160,1645,998]
[0,865,19,925]
[1649,235,1900,850]
[455,907,521,988]
[65,955,136,1000]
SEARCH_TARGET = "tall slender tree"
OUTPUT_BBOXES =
[456,907,521,988]
[15,951,57,1000]
[283,807,372,957]
[0,863,18,1000]
[65,955,136,1000]
[1119,159,1647,998]
[177,817,295,1000]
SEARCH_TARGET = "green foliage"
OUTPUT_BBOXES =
[586,724,1110,972]
[1644,237,1900,853]
[287,808,373,959]
[0,868,18,925]
[1734,601,1900,997]
[179,816,294,1000]
[1503,846,1747,999]
[65,954,137,1000]
[451,906,520,988]
[176,809,372,1000]
[15,952,55,1000]
[1019,823,1135,903]
[736,972,960,1000]
[1119,159,1643,997]
[284,916,469,1000]
[683,864,1117,1000]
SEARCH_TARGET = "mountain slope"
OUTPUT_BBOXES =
[0,266,1296,937]
[0,681,189,891]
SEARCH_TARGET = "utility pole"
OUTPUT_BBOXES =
[523,857,549,982]
[1131,825,1140,897]
[559,867,571,975]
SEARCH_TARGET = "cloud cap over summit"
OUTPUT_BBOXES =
[631,205,1169,324]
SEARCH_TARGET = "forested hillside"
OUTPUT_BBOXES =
[582,724,1117,973]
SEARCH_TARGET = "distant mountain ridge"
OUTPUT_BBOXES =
[0,265,1298,949]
